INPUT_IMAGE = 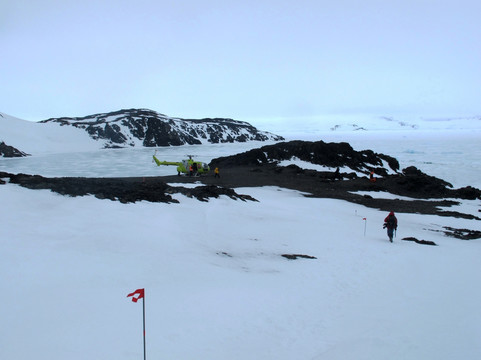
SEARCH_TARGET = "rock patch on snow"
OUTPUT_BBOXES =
[281,254,317,260]
[0,141,29,158]
[2,172,256,204]
[402,237,438,246]
[430,227,481,240]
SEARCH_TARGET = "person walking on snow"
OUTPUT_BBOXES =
[383,211,398,243]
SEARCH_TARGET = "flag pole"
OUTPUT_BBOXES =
[143,291,146,360]
[127,288,146,360]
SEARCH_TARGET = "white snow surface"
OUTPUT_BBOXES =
[1,112,481,360]
[0,112,100,154]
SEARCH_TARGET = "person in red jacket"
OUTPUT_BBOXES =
[383,211,398,243]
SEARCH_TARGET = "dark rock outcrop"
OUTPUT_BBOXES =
[402,237,437,246]
[440,227,481,240]
[0,142,29,157]
[40,108,284,148]
[282,254,317,260]
[210,140,400,176]
[167,184,257,202]
[380,166,481,200]
[209,141,480,202]
[2,172,256,204]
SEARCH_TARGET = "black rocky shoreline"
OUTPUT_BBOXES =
[1,140,480,239]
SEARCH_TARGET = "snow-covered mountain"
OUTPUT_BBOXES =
[0,109,284,156]
[40,108,284,148]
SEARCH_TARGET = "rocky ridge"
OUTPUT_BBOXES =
[209,140,400,177]
[39,108,284,148]
[1,140,479,238]
[0,141,29,157]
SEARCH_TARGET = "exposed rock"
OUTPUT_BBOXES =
[167,184,257,202]
[282,254,317,260]
[39,108,284,148]
[0,141,30,157]
[3,172,256,204]
[210,140,400,176]
[208,140,478,201]
[441,227,481,240]
[216,252,233,258]
[454,186,481,200]
[380,166,481,200]
[205,141,480,220]
[209,140,478,200]
[402,237,437,246]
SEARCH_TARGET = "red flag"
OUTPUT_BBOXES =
[363,218,367,220]
[127,288,144,303]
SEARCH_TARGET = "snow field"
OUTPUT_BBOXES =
[1,114,480,359]
[1,183,480,360]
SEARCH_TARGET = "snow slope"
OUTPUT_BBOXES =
[1,183,480,360]
[0,112,99,154]
[1,113,480,360]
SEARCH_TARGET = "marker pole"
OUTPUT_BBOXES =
[142,292,146,360]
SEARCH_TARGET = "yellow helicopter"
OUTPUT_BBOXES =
[152,153,210,176]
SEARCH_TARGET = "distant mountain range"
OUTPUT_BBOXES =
[253,114,481,135]
[2,109,480,158]
[0,109,284,157]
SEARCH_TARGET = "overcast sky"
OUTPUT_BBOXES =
[1,0,480,122]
